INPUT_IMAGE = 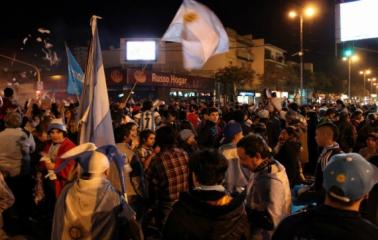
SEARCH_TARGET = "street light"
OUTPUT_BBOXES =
[0,54,41,83]
[360,69,371,97]
[343,54,359,99]
[288,5,318,104]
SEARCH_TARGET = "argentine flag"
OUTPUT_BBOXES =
[162,0,229,70]
[78,16,115,146]
[65,45,84,95]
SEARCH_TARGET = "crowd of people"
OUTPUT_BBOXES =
[0,86,377,239]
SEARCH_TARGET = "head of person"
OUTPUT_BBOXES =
[179,129,196,145]
[285,126,300,141]
[61,143,110,179]
[223,120,243,144]
[35,124,49,142]
[142,100,153,111]
[189,104,198,113]
[120,122,138,143]
[201,108,209,121]
[367,113,377,125]
[155,126,177,151]
[278,126,299,143]
[65,109,73,119]
[167,110,178,122]
[288,102,299,112]
[139,129,155,148]
[80,151,110,179]
[323,153,378,209]
[237,134,272,172]
[253,122,267,140]
[47,118,67,144]
[41,99,51,111]
[3,87,14,98]
[232,110,245,123]
[189,149,228,186]
[208,107,219,123]
[315,122,338,148]
[366,133,377,149]
[351,109,364,123]
[180,120,195,131]
[4,112,22,128]
[325,108,337,121]
[336,99,345,110]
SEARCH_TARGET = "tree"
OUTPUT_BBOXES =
[264,61,287,91]
[215,66,254,101]
[264,62,299,92]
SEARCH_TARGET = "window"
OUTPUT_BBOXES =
[265,49,272,60]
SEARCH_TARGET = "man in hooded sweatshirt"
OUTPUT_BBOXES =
[237,134,291,240]
[163,149,249,240]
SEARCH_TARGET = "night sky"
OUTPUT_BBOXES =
[0,0,377,75]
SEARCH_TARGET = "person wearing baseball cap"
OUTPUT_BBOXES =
[273,153,378,240]
[219,121,249,194]
[41,118,76,198]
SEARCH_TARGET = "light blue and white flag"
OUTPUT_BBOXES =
[65,45,84,95]
[78,16,115,146]
[162,0,229,70]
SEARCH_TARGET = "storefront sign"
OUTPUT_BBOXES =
[127,69,214,90]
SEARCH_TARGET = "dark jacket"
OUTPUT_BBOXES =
[338,121,357,152]
[197,120,222,148]
[275,141,302,187]
[267,115,281,148]
[163,190,249,240]
[272,205,378,240]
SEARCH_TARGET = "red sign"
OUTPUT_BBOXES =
[127,69,214,90]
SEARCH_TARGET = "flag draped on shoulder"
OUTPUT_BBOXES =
[162,0,229,70]
[78,16,115,146]
[65,45,84,95]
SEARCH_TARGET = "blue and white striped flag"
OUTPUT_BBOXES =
[78,16,115,146]
[65,45,84,95]
[162,0,229,70]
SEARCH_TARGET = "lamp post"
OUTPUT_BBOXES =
[0,54,41,83]
[359,69,371,97]
[343,54,358,99]
[289,5,317,104]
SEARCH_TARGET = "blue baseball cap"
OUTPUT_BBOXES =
[223,120,242,141]
[323,153,378,203]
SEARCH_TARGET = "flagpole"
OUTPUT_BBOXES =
[122,64,147,106]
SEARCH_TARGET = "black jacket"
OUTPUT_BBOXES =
[276,141,302,187]
[162,190,249,240]
[197,120,221,148]
[272,205,378,240]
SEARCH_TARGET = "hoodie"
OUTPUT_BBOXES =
[245,159,291,240]
[163,190,250,240]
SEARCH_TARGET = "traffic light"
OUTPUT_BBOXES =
[343,48,354,58]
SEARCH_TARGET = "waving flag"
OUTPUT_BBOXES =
[65,45,84,95]
[78,16,115,146]
[162,0,229,70]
